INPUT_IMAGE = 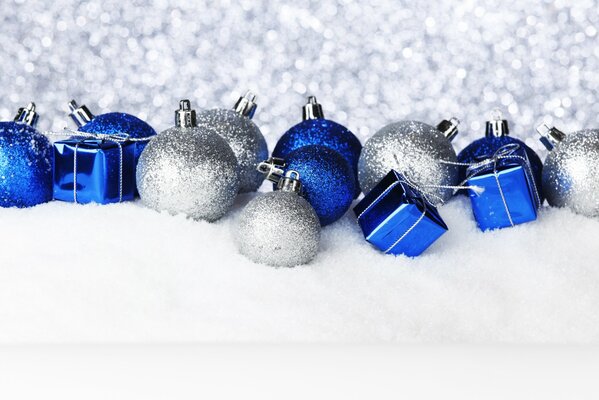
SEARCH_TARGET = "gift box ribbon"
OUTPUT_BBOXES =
[463,143,541,227]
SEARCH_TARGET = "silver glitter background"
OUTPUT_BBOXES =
[1,0,598,153]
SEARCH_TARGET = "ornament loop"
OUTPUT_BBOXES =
[233,90,258,119]
[536,123,566,150]
[302,96,325,120]
[13,102,39,127]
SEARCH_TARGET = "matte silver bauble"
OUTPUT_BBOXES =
[234,171,320,267]
[137,100,239,221]
[196,91,268,193]
[358,119,459,204]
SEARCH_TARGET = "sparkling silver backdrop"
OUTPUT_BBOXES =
[1,0,598,153]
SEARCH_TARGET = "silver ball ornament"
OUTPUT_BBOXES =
[358,119,460,204]
[235,171,320,267]
[137,100,239,221]
[196,91,268,193]
[538,124,599,217]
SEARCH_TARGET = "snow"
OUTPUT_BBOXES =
[1,189,598,343]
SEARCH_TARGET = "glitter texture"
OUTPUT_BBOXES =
[542,129,599,217]
[136,126,239,221]
[0,122,53,207]
[458,136,543,190]
[283,145,355,226]
[235,191,320,267]
[4,1,597,156]
[196,109,268,193]
[78,112,157,162]
[358,121,459,204]
[273,118,362,193]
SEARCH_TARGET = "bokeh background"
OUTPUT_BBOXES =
[1,0,598,154]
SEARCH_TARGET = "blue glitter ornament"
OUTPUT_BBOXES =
[273,96,362,195]
[0,103,53,208]
[68,100,156,162]
[457,110,543,190]
[263,145,356,226]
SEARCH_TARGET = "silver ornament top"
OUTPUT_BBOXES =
[233,90,257,119]
[537,123,566,151]
[13,102,39,127]
[175,99,197,128]
[302,96,325,120]
[68,100,94,127]
[277,170,302,194]
[436,117,460,141]
[485,109,509,138]
[257,157,286,183]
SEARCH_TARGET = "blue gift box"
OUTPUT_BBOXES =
[353,170,448,257]
[466,144,541,231]
[53,138,136,204]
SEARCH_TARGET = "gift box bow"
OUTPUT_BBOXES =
[464,143,542,224]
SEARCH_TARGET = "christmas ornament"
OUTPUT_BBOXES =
[53,133,136,204]
[0,103,53,208]
[136,100,239,221]
[464,144,541,230]
[457,109,543,189]
[358,118,460,204]
[196,91,268,193]
[261,145,356,226]
[272,96,362,194]
[354,170,448,257]
[68,100,156,162]
[537,123,599,217]
[235,169,320,267]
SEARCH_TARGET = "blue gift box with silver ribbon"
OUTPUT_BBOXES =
[53,135,136,204]
[353,170,448,257]
[466,143,541,231]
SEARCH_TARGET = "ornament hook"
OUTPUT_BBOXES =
[233,90,258,119]
[302,96,325,120]
[14,102,40,127]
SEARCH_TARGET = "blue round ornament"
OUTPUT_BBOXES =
[280,145,356,226]
[0,103,53,208]
[68,100,156,162]
[272,96,362,195]
[457,111,543,190]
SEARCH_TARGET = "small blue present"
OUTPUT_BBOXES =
[466,143,541,231]
[353,170,448,257]
[53,135,136,204]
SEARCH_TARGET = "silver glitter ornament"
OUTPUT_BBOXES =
[137,100,239,221]
[537,124,599,217]
[358,118,460,203]
[235,170,320,267]
[195,91,268,193]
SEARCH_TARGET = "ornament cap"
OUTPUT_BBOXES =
[257,157,286,183]
[485,108,509,138]
[536,123,566,150]
[175,99,197,128]
[277,170,303,194]
[437,117,460,141]
[68,100,94,127]
[13,102,39,127]
[233,90,258,119]
[302,96,325,120]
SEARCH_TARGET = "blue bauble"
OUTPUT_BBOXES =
[280,145,356,226]
[78,113,156,162]
[273,97,362,195]
[0,122,53,207]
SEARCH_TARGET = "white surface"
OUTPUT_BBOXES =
[1,344,598,400]
[1,192,598,343]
